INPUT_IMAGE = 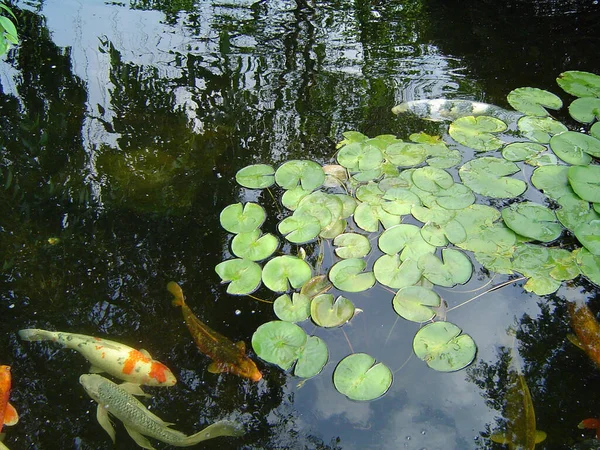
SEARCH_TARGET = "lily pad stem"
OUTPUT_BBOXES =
[266,187,282,214]
[446,276,527,313]
[247,294,273,304]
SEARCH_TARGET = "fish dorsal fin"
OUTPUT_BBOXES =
[208,362,227,374]
[123,423,156,450]
[236,341,246,352]
[89,365,104,374]
[535,430,547,443]
[139,349,152,359]
[4,402,18,426]
[119,382,150,398]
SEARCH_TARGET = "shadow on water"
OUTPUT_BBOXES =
[0,0,599,449]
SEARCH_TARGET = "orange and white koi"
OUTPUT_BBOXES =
[0,365,18,450]
[18,329,176,387]
[568,301,600,368]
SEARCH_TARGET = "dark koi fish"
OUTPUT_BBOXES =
[168,282,262,382]
[567,301,600,368]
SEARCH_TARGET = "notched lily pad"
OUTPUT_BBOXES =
[252,321,306,370]
[413,321,477,372]
[275,160,325,190]
[517,116,567,143]
[449,115,507,151]
[557,71,600,98]
[550,131,597,164]
[294,336,329,378]
[220,202,266,234]
[412,167,454,193]
[459,157,527,199]
[501,202,562,242]
[507,87,562,116]
[337,141,383,171]
[215,258,262,295]
[329,258,376,292]
[231,230,279,261]
[333,353,393,401]
[393,286,441,323]
[575,220,600,256]
[300,275,333,299]
[278,215,321,244]
[311,294,355,327]
[418,248,472,287]
[262,255,312,292]
[235,164,275,189]
[568,165,600,203]
[334,233,371,259]
[373,254,423,289]
[502,142,547,162]
[274,293,312,322]
[569,97,600,124]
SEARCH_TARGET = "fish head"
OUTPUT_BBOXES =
[234,359,262,382]
[146,361,177,386]
[0,365,10,388]
[79,374,106,402]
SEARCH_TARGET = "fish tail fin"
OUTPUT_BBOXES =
[18,328,56,342]
[184,420,245,445]
[167,281,186,307]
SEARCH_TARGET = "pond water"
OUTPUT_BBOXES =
[1,0,599,449]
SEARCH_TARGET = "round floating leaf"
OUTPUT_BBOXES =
[449,115,507,151]
[311,294,355,327]
[502,142,546,162]
[373,254,422,289]
[507,87,562,116]
[557,71,600,98]
[569,97,600,124]
[220,202,266,234]
[413,322,477,372]
[381,188,421,216]
[550,131,597,164]
[333,353,392,401]
[262,256,312,292]
[275,160,325,190]
[274,293,311,322]
[252,321,307,370]
[433,183,476,210]
[568,165,600,203]
[356,183,384,205]
[517,116,568,143]
[420,222,448,246]
[320,218,346,240]
[354,203,401,232]
[281,186,313,211]
[231,230,279,261]
[278,215,321,244]
[335,193,358,218]
[427,149,462,168]
[329,258,376,293]
[412,167,454,193]
[300,275,333,299]
[592,122,600,140]
[459,157,527,198]
[235,164,275,189]
[411,205,455,225]
[379,224,437,261]
[384,142,427,166]
[393,286,441,323]
[531,165,573,200]
[575,220,600,256]
[294,336,328,378]
[418,248,472,287]
[501,202,562,242]
[576,248,600,287]
[296,200,333,229]
[337,142,383,171]
[556,193,600,231]
[334,233,371,259]
[511,244,562,295]
[215,258,262,295]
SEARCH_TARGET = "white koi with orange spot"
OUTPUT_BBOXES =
[18,329,176,387]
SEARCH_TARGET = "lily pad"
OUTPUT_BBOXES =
[337,141,383,171]
[334,233,371,259]
[384,142,428,166]
[262,256,312,292]
[530,165,573,200]
[334,193,358,218]
[433,183,476,210]
[273,293,312,322]
[373,254,423,289]
[511,244,562,295]
[328,258,376,292]
[412,167,454,193]
[379,224,436,261]
[420,222,448,246]
[311,294,355,327]
[275,160,325,190]
[502,142,547,162]
[568,165,600,203]
[231,230,279,261]
[501,202,562,242]
[356,183,384,205]
[354,203,401,232]
[252,320,307,370]
[278,215,321,244]
[569,97,600,124]
[392,286,441,323]
[550,131,597,164]
[220,202,266,234]
[506,87,562,116]
[459,157,527,198]
[576,248,600,286]
[381,188,421,216]
[333,353,393,401]
[300,275,333,299]
[294,336,329,378]
[449,115,507,151]
[517,116,568,143]
[281,186,313,211]
[235,164,275,189]
[295,198,334,229]
[413,322,477,372]
[418,248,472,287]
[575,220,600,255]
[556,193,600,231]
[215,258,262,295]
[557,71,600,98]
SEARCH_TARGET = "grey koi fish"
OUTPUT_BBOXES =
[392,99,521,122]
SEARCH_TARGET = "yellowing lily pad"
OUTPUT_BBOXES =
[300,275,333,299]
[215,258,262,295]
[449,115,507,151]
[575,220,600,255]
[328,258,376,292]
[274,293,312,322]
[459,157,527,199]
[501,202,562,242]
[220,202,266,234]
[568,165,600,203]
[333,353,392,401]
[262,256,312,292]
[333,233,371,259]
[506,87,562,116]
[392,286,441,322]
[418,248,472,287]
[412,321,477,372]
[550,131,597,164]
[275,160,325,190]
[231,230,279,261]
[235,164,275,189]
[311,294,355,327]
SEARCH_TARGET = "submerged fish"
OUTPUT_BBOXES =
[568,302,600,368]
[391,98,521,122]
[18,329,176,387]
[80,374,243,449]
[579,418,600,439]
[0,366,18,450]
[168,282,262,382]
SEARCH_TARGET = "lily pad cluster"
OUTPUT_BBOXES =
[217,70,600,401]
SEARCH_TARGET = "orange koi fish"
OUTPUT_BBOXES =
[18,329,176,387]
[579,418,600,439]
[168,282,262,382]
[568,302,600,368]
[0,365,18,450]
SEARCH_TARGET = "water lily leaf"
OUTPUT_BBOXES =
[379,224,436,261]
[459,157,527,198]
[319,218,346,240]
[231,230,279,261]
[413,322,476,372]
[334,193,358,218]
[278,215,321,244]
[294,336,328,378]
[420,222,448,246]
[568,165,600,203]
[356,182,384,205]
[549,249,580,281]
[511,244,562,295]
[433,183,476,210]
[454,204,501,232]
[334,233,371,259]
[575,220,600,255]
[526,153,557,166]
[354,203,402,232]
[333,353,392,401]
[427,149,462,168]
[502,142,547,162]
[273,293,312,323]
[337,142,384,171]
[384,142,427,166]
[281,186,313,211]
[311,294,355,327]
[501,202,562,242]
[411,204,455,225]
[592,122,600,140]
[235,164,275,189]
[262,256,312,292]
[576,248,600,286]
[557,71,600,98]
[418,248,472,287]
[220,202,266,234]
[412,167,454,193]
[449,115,507,151]
[442,219,468,245]
[507,87,562,116]
[352,167,383,182]
[381,188,421,215]
[517,116,568,143]
[393,285,441,322]
[215,258,262,295]
[252,321,307,370]
[329,258,376,292]
[550,131,597,164]
[379,175,412,192]
[556,193,600,231]
[300,192,344,224]
[530,165,573,200]
[295,201,333,229]
[373,254,422,289]
[300,275,333,298]
[569,97,600,124]
[338,131,368,147]
[275,160,325,190]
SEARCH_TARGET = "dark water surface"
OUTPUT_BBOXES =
[1,1,599,449]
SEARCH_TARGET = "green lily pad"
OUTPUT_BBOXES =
[281,186,313,211]
[575,220,600,255]
[568,165,600,203]
[506,87,562,116]
[337,141,384,171]
[273,293,312,322]
[295,200,333,229]
[392,285,441,323]
[334,233,371,259]
[220,202,266,234]
[262,256,312,292]
[354,203,402,232]
[413,321,477,372]
[235,164,275,189]
[334,193,358,218]
[384,142,428,166]
[333,353,393,401]
[556,193,600,231]
[576,248,600,286]
[356,183,384,205]
[502,142,547,162]
[278,215,321,244]
[569,97,600,124]
[294,336,329,378]
[215,258,262,295]
[548,248,580,281]
[530,165,573,200]
[252,320,307,370]
[427,149,462,168]
[511,244,562,295]
[592,122,600,140]
[517,116,568,143]
[433,183,476,210]
[449,115,507,151]
[459,157,527,198]
[550,131,597,164]
[300,275,333,299]
[557,71,600,98]
[319,218,347,240]
[418,248,472,287]
[311,294,355,327]
[329,258,376,292]
[501,202,562,242]
[231,230,279,261]
[412,167,454,193]
[352,167,383,182]
[420,222,448,246]
[411,205,455,225]
[379,224,436,261]
[373,254,422,289]
[381,188,421,216]
[275,160,325,190]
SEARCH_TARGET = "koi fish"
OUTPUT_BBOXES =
[168,282,262,382]
[579,418,600,439]
[391,99,521,123]
[80,374,243,449]
[567,302,600,368]
[18,329,176,387]
[0,366,18,450]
